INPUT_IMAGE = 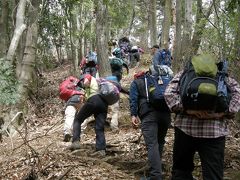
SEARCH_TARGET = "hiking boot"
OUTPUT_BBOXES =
[91,150,106,157]
[63,134,71,142]
[67,141,81,151]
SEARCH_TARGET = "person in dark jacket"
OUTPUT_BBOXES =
[109,56,129,82]
[129,45,144,68]
[129,71,171,180]
[107,58,129,131]
[151,45,172,74]
[80,51,98,77]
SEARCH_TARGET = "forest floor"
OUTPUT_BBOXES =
[1,58,240,180]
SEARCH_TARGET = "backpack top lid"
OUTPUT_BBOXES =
[150,65,174,77]
[191,54,218,77]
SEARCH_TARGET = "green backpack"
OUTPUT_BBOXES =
[179,54,231,112]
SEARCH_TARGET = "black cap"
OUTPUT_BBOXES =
[150,45,159,49]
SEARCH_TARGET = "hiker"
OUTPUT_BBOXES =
[107,57,129,131]
[164,54,240,180]
[151,45,172,71]
[129,69,171,180]
[129,45,142,68]
[112,47,124,60]
[109,56,129,82]
[118,37,132,54]
[68,74,107,155]
[59,76,85,142]
[118,37,132,64]
[80,50,98,77]
[68,74,125,156]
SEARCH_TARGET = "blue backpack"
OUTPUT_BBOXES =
[160,49,172,67]
[144,72,172,111]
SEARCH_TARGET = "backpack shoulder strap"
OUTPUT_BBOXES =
[144,74,150,103]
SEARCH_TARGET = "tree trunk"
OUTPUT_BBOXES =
[173,0,183,68]
[235,0,240,58]
[172,0,176,53]
[127,0,136,36]
[7,0,40,134]
[95,0,111,77]
[161,0,171,49]
[213,0,224,58]
[0,0,9,57]
[191,0,213,56]
[69,5,79,73]
[78,2,83,66]
[149,0,157,46]
[182,0,192,60]
[6,0,27,64]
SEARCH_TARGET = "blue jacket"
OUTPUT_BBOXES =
[152,49,172,72]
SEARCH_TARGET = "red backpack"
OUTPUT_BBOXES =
[59,76,83,101]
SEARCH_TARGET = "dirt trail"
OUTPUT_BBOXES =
[0,62,240,180]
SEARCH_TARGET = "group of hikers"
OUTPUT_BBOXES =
[59,36,240,180]
[79,37,144,78]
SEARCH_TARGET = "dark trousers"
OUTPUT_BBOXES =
[172,127,225,180]
[72,95,108,150]
[141,111,171,180]
[129,52,140,68]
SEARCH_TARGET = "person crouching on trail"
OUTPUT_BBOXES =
[67,74,108,156]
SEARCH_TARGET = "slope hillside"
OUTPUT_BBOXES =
[0,58,240,180]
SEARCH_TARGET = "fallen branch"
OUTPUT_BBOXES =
[0,111,23,134]
[56,168,72,180]
[39,160,57,174]
[12,119,62,151]
[0,112,23,149]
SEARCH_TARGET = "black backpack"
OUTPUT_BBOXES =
[179,54,231,112]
